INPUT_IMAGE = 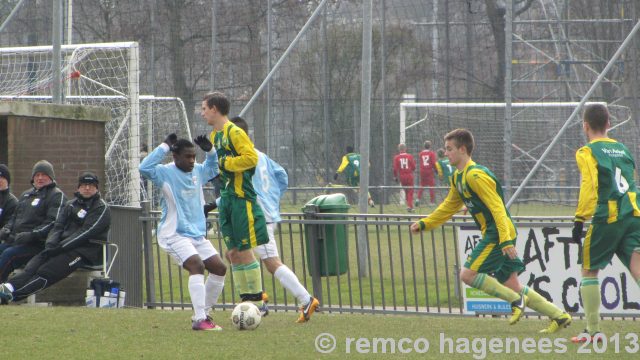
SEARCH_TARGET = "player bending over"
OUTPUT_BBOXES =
[411,128,570,333]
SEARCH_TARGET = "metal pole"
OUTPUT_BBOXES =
[141,201,156,309]
[507,20,640,208]
[66,0,73,44]
[52,0,63,104]
[239,0,329,117]
[266,0,272,155]
[210,0,217,91]
[356,0,373,278]
[503,0,513,200]
[150,2,156,95]
[0,0,26,34]
[444,0,450,101]
[381,0,387,210]
[431,0,438,99]
[322,7,330,185]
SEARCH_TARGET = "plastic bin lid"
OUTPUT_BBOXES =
[304,193,350,211]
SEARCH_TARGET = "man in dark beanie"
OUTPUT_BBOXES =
[0,160,66,282]
[0,164,18,230]
[0,172,110,303]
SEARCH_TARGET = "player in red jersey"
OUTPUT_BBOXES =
[393,143,416,212]
[416,140,437,206]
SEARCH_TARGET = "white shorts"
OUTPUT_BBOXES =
[159,234,219,266]
[253,223,280,260]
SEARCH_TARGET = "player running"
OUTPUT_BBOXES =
[411,128,571,333]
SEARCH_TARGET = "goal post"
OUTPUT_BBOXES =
[0,42,158,207]
[399,101,634,206]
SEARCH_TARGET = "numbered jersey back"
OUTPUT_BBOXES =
[586,140,640,223]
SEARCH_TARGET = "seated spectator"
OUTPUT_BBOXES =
[0,172,110,303]
[0,164,18,229]
[0,160,66,282]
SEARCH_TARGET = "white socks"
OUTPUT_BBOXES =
[205,274,225,311]
[274,265,310,305]
[188,274,206,321]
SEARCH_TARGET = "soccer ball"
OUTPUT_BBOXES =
[231,302,262,330]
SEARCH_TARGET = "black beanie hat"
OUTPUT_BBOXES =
[32,160,55,181]
[78,172,99,186]
[0,164,10,185]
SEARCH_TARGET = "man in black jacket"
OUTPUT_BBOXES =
[0,160,66,282]
[0,164,18,229]
[0,172,110,303]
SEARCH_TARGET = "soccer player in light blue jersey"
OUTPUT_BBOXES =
[140,134,227,331]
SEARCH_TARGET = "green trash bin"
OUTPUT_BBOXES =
[303,193,350,276]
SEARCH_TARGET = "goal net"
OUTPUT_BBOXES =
[0,42,146,206]
[400,102,634,206]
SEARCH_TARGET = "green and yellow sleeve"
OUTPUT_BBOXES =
[574,147,598,222]
[435,162,443,179]
[224,125,258,172]
[336,156,349,173]
[466,169,516,247]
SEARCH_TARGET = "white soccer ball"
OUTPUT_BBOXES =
[231,302,262,330]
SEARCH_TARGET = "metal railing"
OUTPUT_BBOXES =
[141,204,579,315]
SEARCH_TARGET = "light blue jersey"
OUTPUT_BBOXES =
[139,143,218,239]
[253,150,288,223]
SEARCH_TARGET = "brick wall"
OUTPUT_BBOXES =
[0,102,108,199]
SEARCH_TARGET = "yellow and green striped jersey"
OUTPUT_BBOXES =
[418,160,516,248]
[210,121,259,200]
[575,138,640,224]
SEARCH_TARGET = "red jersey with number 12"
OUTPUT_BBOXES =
[418,150,436,177]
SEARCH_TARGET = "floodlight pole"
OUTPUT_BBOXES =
[239,0,329,117]
[504,0,513,200]
[356,0,373,278]
[507,19,640,208]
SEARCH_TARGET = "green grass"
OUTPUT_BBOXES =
[1,306,638,359]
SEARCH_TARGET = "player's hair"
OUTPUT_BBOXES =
[346,145,354,153]
[583,103,609,132]
[444,128,474,155]
[437,148,445,157]
[230,116,249,134]
[424,140,431,149]
[171,139,195,154]
[398,143,407,152]
[203,91,230,115]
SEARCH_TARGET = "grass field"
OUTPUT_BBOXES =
[1,306,637,359]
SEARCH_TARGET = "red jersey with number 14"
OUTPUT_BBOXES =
[393,152,416,178]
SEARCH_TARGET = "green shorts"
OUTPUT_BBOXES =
[583,215,640,270]
[463,231,525,283]
[218,196,268,251]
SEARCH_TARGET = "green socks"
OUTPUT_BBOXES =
[232,261,263,303]
[522,286,563,319]
[581,277,600,334]
[471,273,520,303]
